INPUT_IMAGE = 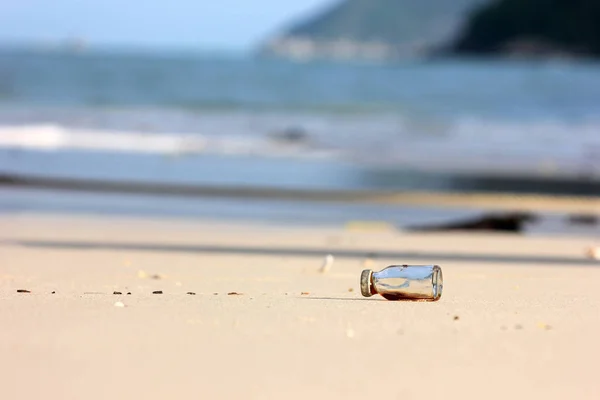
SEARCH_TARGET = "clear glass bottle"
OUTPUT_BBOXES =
[361,265,443,301]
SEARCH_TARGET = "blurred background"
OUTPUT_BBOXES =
[0,0,598,228]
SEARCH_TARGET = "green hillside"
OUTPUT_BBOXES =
[260,0,487,60]
[282,0,485,44]
[453,0,600,56]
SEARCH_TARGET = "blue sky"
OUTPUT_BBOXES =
[0,0,331,50]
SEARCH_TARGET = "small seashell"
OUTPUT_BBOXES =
[319,254,334,273]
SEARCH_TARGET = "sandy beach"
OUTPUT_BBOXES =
[1,212,599,399]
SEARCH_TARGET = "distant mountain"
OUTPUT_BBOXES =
[452,0,600,58]
[259,0,487,61]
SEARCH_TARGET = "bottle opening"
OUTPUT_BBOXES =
[432,266,443,301]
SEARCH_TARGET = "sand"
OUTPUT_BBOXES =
[1,213,599,399]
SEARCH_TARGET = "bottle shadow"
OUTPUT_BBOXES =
[298,296,418,302]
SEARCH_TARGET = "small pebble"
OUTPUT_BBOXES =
[51,291,56,294]
[348,288,354,293]
[453,316,460,321]
[152,291,163,295]
[17,289,31,293]
[187,292,196,296]
[113,291,122,295]
[114,301,125,308]
[126,292,132,295]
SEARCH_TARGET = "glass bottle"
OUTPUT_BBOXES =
[360,265,443,301]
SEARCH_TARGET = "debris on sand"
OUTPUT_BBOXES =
[114,301,125,308]
[138,270,166,280]
[319,254,335,273]
[301,292,310,296]
[187,292,196,296]
[113,291,122,295]
[586,247,600,260]
[137,270,148,279]
[152,291,163,295]
[453,316,460,321]
[348,288,354,293]
[17,289,31,293]
[537,322,552,330]
[227,292,243,296]
[406,212,538,233]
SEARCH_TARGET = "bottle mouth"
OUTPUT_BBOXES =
[360,269,374,297]
[432,265,443,301]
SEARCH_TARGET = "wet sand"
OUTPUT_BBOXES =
[1,213,599,399]
[2,172,600,213]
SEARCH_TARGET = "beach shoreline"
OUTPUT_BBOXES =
[2,172,600,213]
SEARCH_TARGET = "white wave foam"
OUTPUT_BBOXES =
[0,125,208,153]
[0,124,337,159]
[1,118,599,181]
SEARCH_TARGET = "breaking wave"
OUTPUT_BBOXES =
[1,116,599,181]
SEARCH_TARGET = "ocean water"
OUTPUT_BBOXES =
[0,48,599,195]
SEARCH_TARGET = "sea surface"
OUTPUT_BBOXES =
[0,48,598,226]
